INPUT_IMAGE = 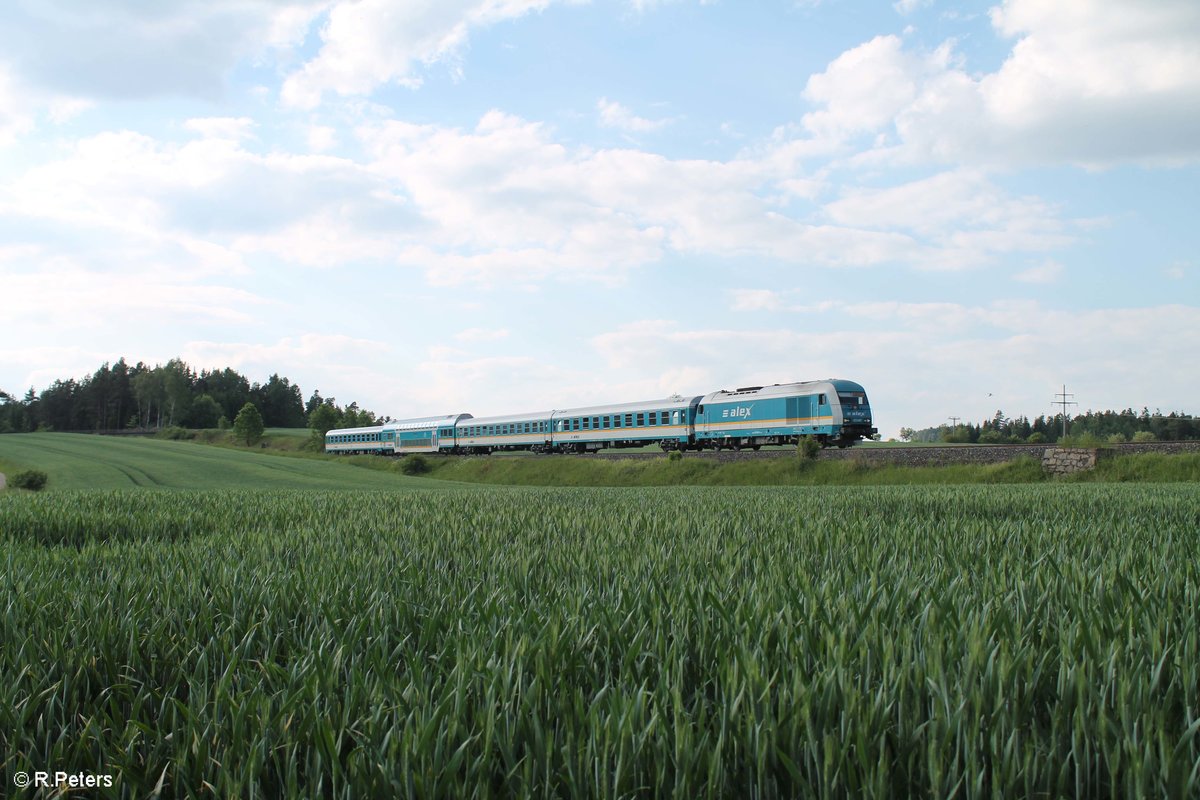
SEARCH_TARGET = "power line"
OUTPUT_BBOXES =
[1053,384,1077,438]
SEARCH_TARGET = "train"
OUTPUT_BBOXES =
[325,378,876,456]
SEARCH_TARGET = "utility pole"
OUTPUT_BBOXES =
[1054,384,1077,439]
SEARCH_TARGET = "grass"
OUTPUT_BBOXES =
[421,452,1049,486]
[0,432,449,491]
[1074,451,1200,483]
[2,484,1198,797]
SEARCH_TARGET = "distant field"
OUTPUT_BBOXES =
[0,432,447,491]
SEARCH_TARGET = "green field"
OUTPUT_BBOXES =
[3,434,1198,796]
[3,483,1199,798]
[0,432,446,490]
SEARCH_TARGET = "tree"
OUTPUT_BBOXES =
[233,402,265,446]
[255,374,306,428]
[189,394,223,428]
[309,403,340,437]
[132,368,165,429]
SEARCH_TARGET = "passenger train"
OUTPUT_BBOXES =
[325,379,875,456]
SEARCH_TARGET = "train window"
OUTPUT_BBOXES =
[613,416,621,428]
[592,417,599,429]
[636,413,644,426]
[583,417,590,429]
[647,413,656,426]
[672,411,680,425]
[624,414,633,426]
[697,405,704,414]
[818,394,827,405]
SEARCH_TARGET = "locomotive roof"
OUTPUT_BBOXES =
[700,379,845,402]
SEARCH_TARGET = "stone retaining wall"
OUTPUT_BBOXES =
[1041,448,1112,475]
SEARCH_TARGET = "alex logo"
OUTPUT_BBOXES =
[721,405,754,419]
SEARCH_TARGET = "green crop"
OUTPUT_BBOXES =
[2,485,1198,798]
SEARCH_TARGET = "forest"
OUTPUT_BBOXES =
[900,408,1198,444]
[0,358,385,434]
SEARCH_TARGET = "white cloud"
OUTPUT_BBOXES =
[730,289,785,312]
[801,35,950,143]
[893,0,931,14]
[793,1,1200,167]
[0,1,329,100]
[0,64,35,146]
[359,110,1047,283]
[1014,259,1064,284]
[307,125,339,152]
[455,327,511,342]
[0,265,267,330]
[596,98,670,133]
[821,169,1074,269]
[184,117,257,141]
[282,0,559,109]
[0,126,411,272]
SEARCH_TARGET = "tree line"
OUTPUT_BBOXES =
[900,408,1198,444]
[0,358,387,435]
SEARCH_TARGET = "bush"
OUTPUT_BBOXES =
[11,469,48,491]
[1058,432,1108,448]
[1132,431,1158,443]
[668,450,683,462]
[1027,432,1046,444]
[1107,433,1128,444]
[797,436,820,461]
[400,455,430,476]
[157,426,195,440]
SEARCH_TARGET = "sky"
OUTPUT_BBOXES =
[1,0,1197,438]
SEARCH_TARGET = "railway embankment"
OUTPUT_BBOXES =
[596,441,1200,467]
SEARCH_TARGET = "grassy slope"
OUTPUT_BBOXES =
[422,453,1049,486]
[0,433,449,491]
[5,432,1196,491]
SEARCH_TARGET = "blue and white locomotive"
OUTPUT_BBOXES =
[325,378,875,455]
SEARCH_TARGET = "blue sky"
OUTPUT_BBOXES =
[1,0,1197,437]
